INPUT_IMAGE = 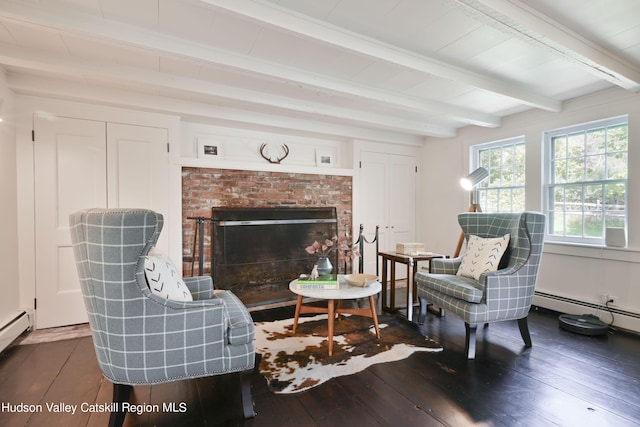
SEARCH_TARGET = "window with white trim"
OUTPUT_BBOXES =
[471,136,526,213]
[544,116,628,245]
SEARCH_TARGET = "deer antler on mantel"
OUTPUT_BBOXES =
[259,143,290,164]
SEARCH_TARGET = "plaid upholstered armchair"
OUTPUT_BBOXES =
[69,209,256,426]
[415,212,545,359]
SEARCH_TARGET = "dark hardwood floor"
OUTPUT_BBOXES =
[1,300,639,427]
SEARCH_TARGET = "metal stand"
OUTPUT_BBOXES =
[348,224,379,275]
[453,190,483,258]
[186,216,215,276]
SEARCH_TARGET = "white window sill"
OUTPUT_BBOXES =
[544,241,640,262]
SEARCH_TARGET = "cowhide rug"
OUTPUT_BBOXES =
[255,313,442,394]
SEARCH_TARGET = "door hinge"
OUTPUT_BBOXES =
[34,298,37,310]
[32,130,35,142]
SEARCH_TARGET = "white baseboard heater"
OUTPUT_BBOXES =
[534,291,640,334]
[0,311,30,353]
[535,291,640,319]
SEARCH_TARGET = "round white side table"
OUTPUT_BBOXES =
[289,275,382,356]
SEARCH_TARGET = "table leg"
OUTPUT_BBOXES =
[406,259,413,322]
[390,261,396,310]
[293,295,303,333]
[413,264,419,300]
[369,295,380,339]
[381,257,388,311]
[328,299,335,356]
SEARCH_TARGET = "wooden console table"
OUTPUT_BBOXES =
[378,251,444,321]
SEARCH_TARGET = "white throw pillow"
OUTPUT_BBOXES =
[144,250,193,302]
[456,234,510,280]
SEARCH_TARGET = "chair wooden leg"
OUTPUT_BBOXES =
[418,297,428,324]
[465,323,477,360]
[240,369,255,419]
[518,317,532,347]
[108,383,132,427]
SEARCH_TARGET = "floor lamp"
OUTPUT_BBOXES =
[453,167,489,257]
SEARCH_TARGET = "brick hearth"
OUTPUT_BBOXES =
[181,167,353,278]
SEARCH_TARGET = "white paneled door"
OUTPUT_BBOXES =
[359,151,388,275]
[106,123,170,250]
[358,151,416,276]
[34,116,106,328]
[388,154,417,249]
[34,116,169,328]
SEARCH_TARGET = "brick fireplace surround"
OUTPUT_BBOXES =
[181,167,353,303]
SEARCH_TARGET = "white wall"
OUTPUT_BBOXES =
[0,69,22,327]
[418,87,640,333]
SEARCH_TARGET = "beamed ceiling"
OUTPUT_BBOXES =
[1,0,639,144]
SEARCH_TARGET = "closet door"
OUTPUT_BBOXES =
[107,123,169,250]
[359,151,389,274]
[358,151,416,276]
[34,118,169,328]
[34,116,106,328]
[388,154,416,252]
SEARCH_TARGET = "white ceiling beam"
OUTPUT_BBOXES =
[197,0,561,111]
[452,0,640,91]
[7,73,427,145]
[0,0,499,128]
[0,43,455,137]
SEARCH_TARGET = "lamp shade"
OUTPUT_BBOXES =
[460,167,489,191]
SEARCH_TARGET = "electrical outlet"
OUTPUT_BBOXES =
[601,293,616,305]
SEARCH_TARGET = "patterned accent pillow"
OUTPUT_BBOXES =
[144,253,193,302]
[456,234,510,280]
